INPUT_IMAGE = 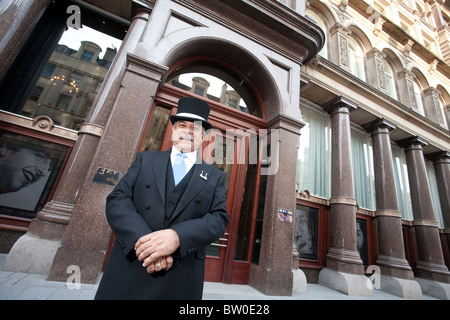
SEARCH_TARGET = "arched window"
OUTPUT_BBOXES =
[383,60,397,100]
[437,95,448,129]
[166,62,261,118]
[412,80,425,115]
[305,11,328,59]
[437,85,450,129]
[348,37,366,81]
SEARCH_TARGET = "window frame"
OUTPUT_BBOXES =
[347,36,366,82]
[295,199,328,270]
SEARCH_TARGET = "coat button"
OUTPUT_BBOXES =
[145,184,151,188]
[168,202,174,208]
[145,205,150,209]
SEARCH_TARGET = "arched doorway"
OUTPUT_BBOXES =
[139,57,267,284]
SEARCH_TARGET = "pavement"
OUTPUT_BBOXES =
[0,254,439,300]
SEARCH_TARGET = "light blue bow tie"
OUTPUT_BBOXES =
[173,153,187,185]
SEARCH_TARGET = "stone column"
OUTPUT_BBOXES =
[364,119,421,299]
[430,151,450,270]
[398,137,450,299]
[2,9,152,275]
[249,114,304,296]
[318,96,372,296]
[46,54,168,283]
[0,0,51,80]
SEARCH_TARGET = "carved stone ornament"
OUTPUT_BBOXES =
[32,115,54,130]
[299,189,311,199]
[0,110,78,141]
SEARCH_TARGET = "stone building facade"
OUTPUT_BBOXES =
[0,0,449,299]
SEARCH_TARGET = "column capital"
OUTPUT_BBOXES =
[366,47,386,60]
[396,136,429,149]
[267,112,306,134]
[426,150,450,163]
[423,86,442,96]
[329,22,351,36]
[131,7,151,23]
[396,68,416,80]
[126,53,169,82]
[363,118,397,133]
[322,96,358,114]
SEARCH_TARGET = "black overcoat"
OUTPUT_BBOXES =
[94,150,229,300]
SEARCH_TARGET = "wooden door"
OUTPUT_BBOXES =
[137,85,266,283]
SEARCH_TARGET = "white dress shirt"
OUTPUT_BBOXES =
[170,146,197,174]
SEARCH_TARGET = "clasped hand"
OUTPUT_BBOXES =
[134,229,180,274]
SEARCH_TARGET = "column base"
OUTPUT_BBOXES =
[318,268,372,296]
[292,268,307,294]
[2,233,60,275]
[2,216,68,275]
[415,260,450,283]
[380,275,422,299]
[249,264,293,296]
[415,277,450,300]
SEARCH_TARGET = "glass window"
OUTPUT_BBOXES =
[29,87,44,102]
[348,37,366,81]
[42,65,56,78]
[295,205,319,260]
[20,26,123,130]
[351,127,376,210]
[166,63,261,117]
[436,96,448,128]
[426,161,444,228]
[235,161,259,261]
[392,145,413,220]
[141,106,171,152]
[356,218,369,266]
[297,101,331,199]
[0,2,126,131]
[412,80,425,115]
[80,50,94,62]
[383,60,398,100]
[305,11,328,59]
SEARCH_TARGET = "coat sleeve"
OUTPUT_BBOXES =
[105,152,153,261]
[170,169,229,258]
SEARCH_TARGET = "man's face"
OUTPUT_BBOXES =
[171,120,205,153]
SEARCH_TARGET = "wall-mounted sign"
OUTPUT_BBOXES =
[93,167,121,186]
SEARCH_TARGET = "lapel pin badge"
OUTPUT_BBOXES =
[200,171,208,181]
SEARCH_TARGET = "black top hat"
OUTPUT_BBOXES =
[170,97,212,130]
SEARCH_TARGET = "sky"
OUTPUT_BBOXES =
[58,26,123,58]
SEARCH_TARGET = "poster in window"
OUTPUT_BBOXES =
[294,205,318,260]
[356,218,369,266]
[0,130,70,219]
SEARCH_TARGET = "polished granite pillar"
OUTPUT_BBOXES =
[365,119,421,299]
[0,0,51,80]
[2,9,152,276]
[399,137,450,299]
[47,54,168,283]
[249,114,304,296]
[431,152,450,271]
[319,96,371,296]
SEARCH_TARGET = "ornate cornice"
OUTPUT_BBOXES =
[0,111,78,141]
[174,0,325,64]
